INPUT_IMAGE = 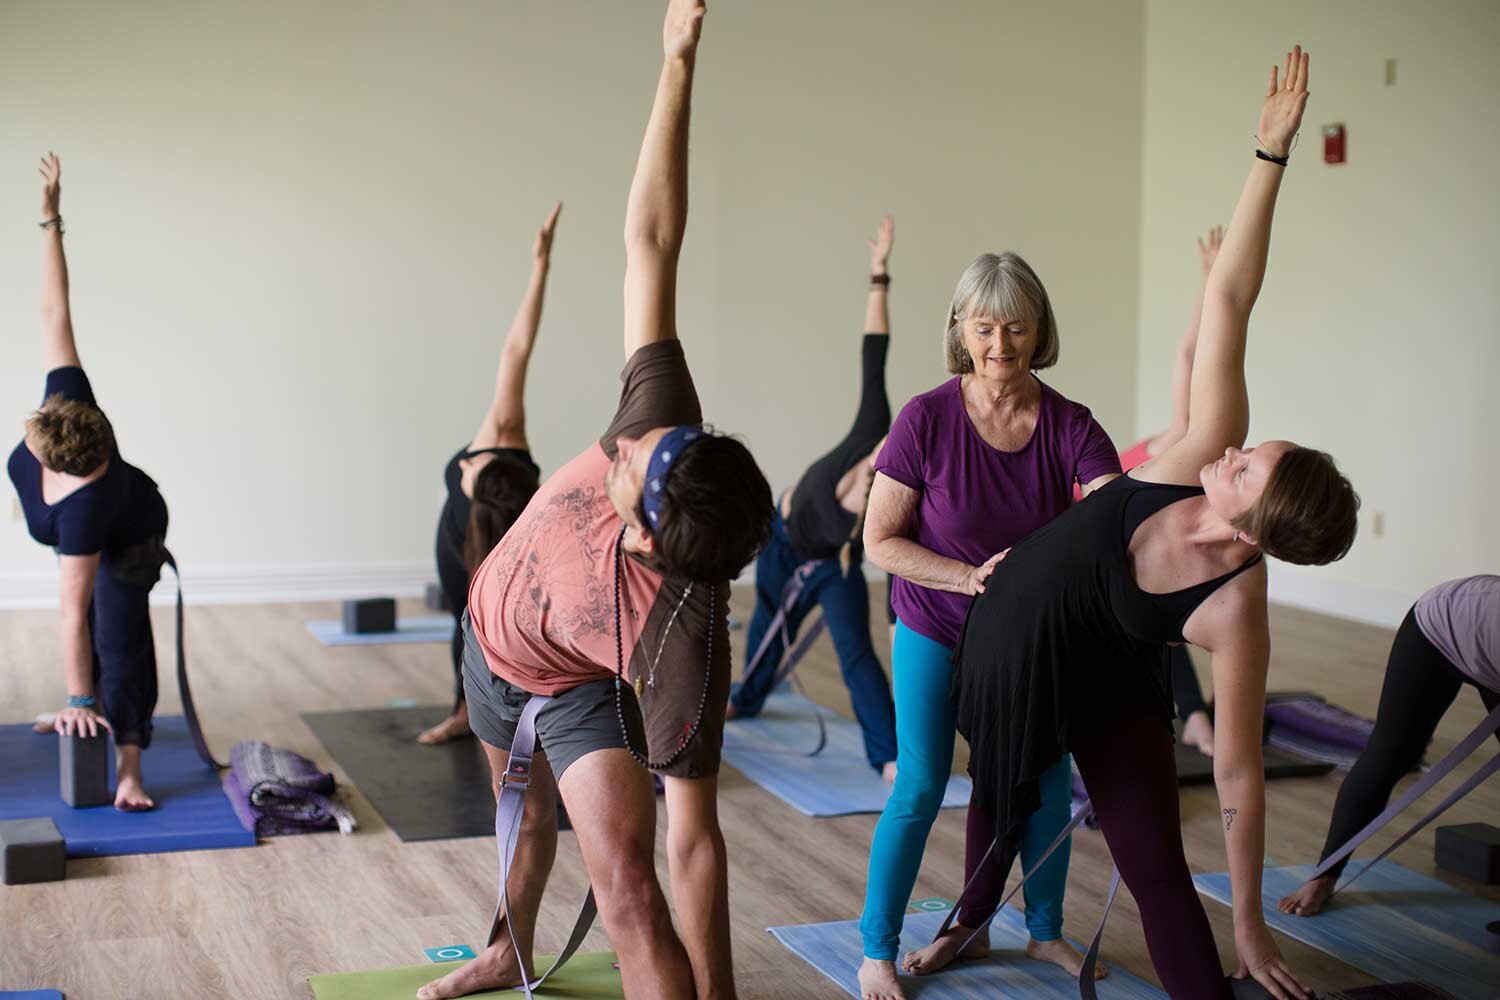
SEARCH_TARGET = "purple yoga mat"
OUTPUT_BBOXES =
[1264,698,1374,752]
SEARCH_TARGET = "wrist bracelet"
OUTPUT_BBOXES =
[1254,149,1289,167]
[869,273,890,287]
[40,216,64,234]
[67,694,97,709]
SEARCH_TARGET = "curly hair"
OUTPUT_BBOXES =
[463,453,543,574]
[26,393,113,476]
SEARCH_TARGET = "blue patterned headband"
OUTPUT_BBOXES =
[642,425,706,532]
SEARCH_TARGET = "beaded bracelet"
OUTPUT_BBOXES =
[67,694,97,709]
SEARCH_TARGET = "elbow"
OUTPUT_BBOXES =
[1212,751,1264,791]
[623,228,682,263]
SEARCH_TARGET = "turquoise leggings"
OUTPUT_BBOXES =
[860,619,1074,960]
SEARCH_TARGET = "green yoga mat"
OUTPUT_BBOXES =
[309,952,622,999]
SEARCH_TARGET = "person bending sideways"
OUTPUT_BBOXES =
[417,4,771,1000]
[420,203,558,745]
[727,215,899,783]
[858,246,1123,996]
[8,154,171,812]
[1279,575,1500,917]
[951,48,1357,1000]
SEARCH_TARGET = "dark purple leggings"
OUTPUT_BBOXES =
[1072,710,1232,1000]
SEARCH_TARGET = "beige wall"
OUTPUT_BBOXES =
[0,0,1145,605]
[1136,0,1500,626]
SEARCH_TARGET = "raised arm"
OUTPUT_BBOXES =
[37,154,80,372]
[1148,48,1309,484]
[621,0,705,359]
[469,202,561,452]
[864,214,893,334]
[1153,225,1223,455]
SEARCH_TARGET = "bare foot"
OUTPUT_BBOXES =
[417,703,472,745]
[33,712,57,734]
[1276,874,1335,917]
[857,958,905,1000]
[1027,937,1108,979]
[114,773,155,811]
[902,924,988,975]
[417,939,522,1000]
[881,761,898,785]
[1181,710,1215,756]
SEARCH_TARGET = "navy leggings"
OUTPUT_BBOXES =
[1318,607,1500,877]
[730,509,897,770]
[91,550,161,749]
[1073,709,1231,999]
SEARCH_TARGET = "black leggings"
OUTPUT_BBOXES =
[1170,644,1209,723]
[1317,606,1500,877]
[435,531,469,711]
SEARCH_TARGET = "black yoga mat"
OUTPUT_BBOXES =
[1175,738,1335,785]
[301,706,494,841]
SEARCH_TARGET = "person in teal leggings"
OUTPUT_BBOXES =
[858,249,1122,999]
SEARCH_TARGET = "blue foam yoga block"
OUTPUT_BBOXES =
[0,716,255,858]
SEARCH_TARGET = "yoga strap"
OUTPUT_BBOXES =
[737,560,828,756]
[161,549,223,769]
[487,695,596,997]
[1308,701,1500,894]
[933,800,1120,1000]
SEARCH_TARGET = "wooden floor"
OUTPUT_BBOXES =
[2,588,1496,1000]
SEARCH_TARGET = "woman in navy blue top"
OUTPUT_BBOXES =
[7,155,169,810]
[417,203,558,745]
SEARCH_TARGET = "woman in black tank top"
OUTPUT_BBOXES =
[419,204,558,745]
[950,50,1358,1000]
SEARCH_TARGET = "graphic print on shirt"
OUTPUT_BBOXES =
[498,483,615,647]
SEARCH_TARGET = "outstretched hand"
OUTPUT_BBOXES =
[663,0,706,61]
[39,152,61,220]
[1259,46,1309,157]
[533,201,563,260]
[1234,921,1309,1000]
[1197,224,1224,277]
[868,215,894,275]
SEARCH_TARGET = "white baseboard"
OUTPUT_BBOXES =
[1266,563,1410,630]
[0,561,435,609]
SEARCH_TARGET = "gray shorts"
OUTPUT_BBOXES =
[460,612,645,780]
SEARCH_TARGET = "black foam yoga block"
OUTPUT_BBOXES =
[0,817,66,884]
[1435,822,1500,884]
[424,582,450,612]
[60,730,112,807]
[342,597,397,634]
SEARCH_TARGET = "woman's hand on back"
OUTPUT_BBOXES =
[1258,46,1310,157]
[964,549,1009,595]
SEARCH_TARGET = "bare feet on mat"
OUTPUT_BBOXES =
[417,703,472,745]
[1181,710,1215,756]
[881,760,898,784]
[33,712,56,733]
[1277,874,1335,917]
[416,940,522,1000]
[902,923,989,975]
[114,771,155,812]
[857,958,905,1000]
[1028,937,1108,979]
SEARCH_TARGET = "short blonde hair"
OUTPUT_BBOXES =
[944,252,1059,374]
[26,394,113,476]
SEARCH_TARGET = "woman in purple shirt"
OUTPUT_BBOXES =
[856,251,1121,999]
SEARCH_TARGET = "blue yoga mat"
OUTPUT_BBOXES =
[1194,863,1500,999]
[770,906,1166,999]
[305,616,453,646]
[0,716,255,858]
[0,991,65,999]
[722,690,971,817]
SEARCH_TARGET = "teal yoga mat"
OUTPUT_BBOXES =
[769,906,1167,998]
[1194,863,1500,999]
[722,690,971,816]
[305,615,452,646]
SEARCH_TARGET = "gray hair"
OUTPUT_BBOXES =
[943,252,1059,374]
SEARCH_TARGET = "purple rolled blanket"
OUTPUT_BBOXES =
[226,740,356,836]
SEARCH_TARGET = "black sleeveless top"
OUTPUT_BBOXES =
[436,445,539,563]
[952,473,1262,836]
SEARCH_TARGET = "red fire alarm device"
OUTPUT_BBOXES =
[1323,124,1346,164]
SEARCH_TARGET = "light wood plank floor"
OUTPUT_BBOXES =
[2,589,1496,999]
